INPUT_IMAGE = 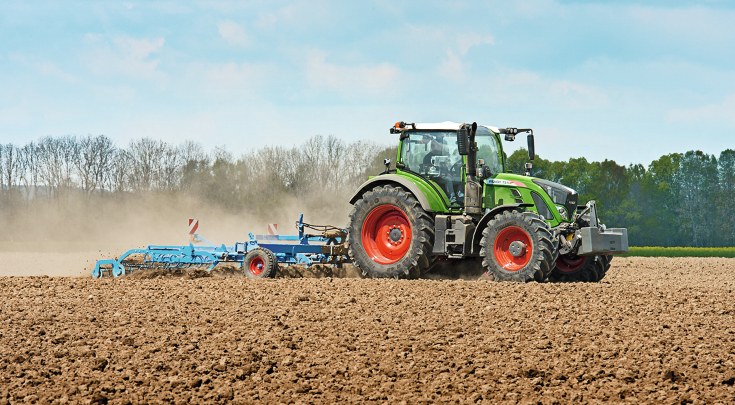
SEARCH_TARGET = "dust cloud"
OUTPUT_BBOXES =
[0,193,353,277]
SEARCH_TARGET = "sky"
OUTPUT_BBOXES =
[1,0,734,166]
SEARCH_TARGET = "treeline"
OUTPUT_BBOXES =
[507,148,735,247]
[1,134,732,247]
[0,135,396,244]
[0,135,391,202]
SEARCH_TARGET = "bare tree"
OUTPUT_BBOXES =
[36,135,81,198]
[37,136,63,197]
[77,135,116,194]
[343,139,384,191]
[59,136,80,192]
[19,142,39,200]
[161,144,183,190]
[127,138,167,193]
[324,135,346,192]
[179,141,210,192]
[106,149,130,193]
[0,143,22,190]
[180,140,209,165]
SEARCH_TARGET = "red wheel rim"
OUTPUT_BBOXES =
[248,256,265,276]
[361,205,412,265]
[493,226,532,271]
[556,255,585,273]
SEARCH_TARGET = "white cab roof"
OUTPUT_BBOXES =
[413,121,500,133]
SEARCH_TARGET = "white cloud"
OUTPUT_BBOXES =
[8,54,77,83]
[457,33,494,55]
[305,51,398,96]
[470,67,609,110]
[255,12,278,28]
[503,70,540,86]
[122,2,134,10]
[37,62,76,83]
[93,85,137,102]
[151,1,191,14]
[667,94,735,125]
[82,34,166,80]
[548,80,609,109]
[199,62,269,99]
[397,24,495,81]
[217,20,250,46]
[439,50,464,82]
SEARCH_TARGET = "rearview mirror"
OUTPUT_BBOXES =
[527,134,535,161]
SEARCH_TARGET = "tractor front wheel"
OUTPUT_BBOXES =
[548,218,611,282]
[479,210,555,282]
[347,185,435,279]
[548,253,604,282]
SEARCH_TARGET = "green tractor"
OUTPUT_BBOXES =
[346,121,628,282]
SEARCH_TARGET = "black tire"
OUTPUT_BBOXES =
[242,248,278,279]
[548,219,609,283]
[548,254,602,282]
[521,211,557,281]
[346,185,435,279]
[479,210,555,282]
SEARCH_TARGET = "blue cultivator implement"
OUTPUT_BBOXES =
[92,215,350,278]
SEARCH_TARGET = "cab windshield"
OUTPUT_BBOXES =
[399,131,462,177]
[475,127,503,175]
[399,128,503,177]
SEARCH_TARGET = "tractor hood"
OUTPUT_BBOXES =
[486,173,578,222]
[532,178,578,220]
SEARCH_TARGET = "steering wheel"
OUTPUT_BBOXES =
[450,161,461,176]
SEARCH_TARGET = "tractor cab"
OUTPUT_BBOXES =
[395,122,504,210]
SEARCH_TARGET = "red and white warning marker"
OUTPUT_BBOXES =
[189,219,199,235]
[268,223,278,235]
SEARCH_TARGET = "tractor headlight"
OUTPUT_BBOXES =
[556,205,568,220]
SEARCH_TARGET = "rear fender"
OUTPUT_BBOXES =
[349,174,433,212]
[470,203,534,254]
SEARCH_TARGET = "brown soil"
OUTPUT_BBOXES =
[1,257,734,404]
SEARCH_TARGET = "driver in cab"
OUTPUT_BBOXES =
[422,134,460,205]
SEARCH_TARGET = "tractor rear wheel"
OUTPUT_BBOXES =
[243,248,278,279]
[479,210,555,282]
[347,185,435,279]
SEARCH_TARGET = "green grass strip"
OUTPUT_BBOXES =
[621,247,735,258]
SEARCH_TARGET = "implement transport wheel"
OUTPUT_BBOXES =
[479,210,555,282]
[347,185,435,279]
[243,248,278,279]
[548,218,610,282]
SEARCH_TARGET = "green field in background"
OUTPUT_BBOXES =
[622,247,735,258]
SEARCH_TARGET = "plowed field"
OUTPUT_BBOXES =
[1,257,735,404]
